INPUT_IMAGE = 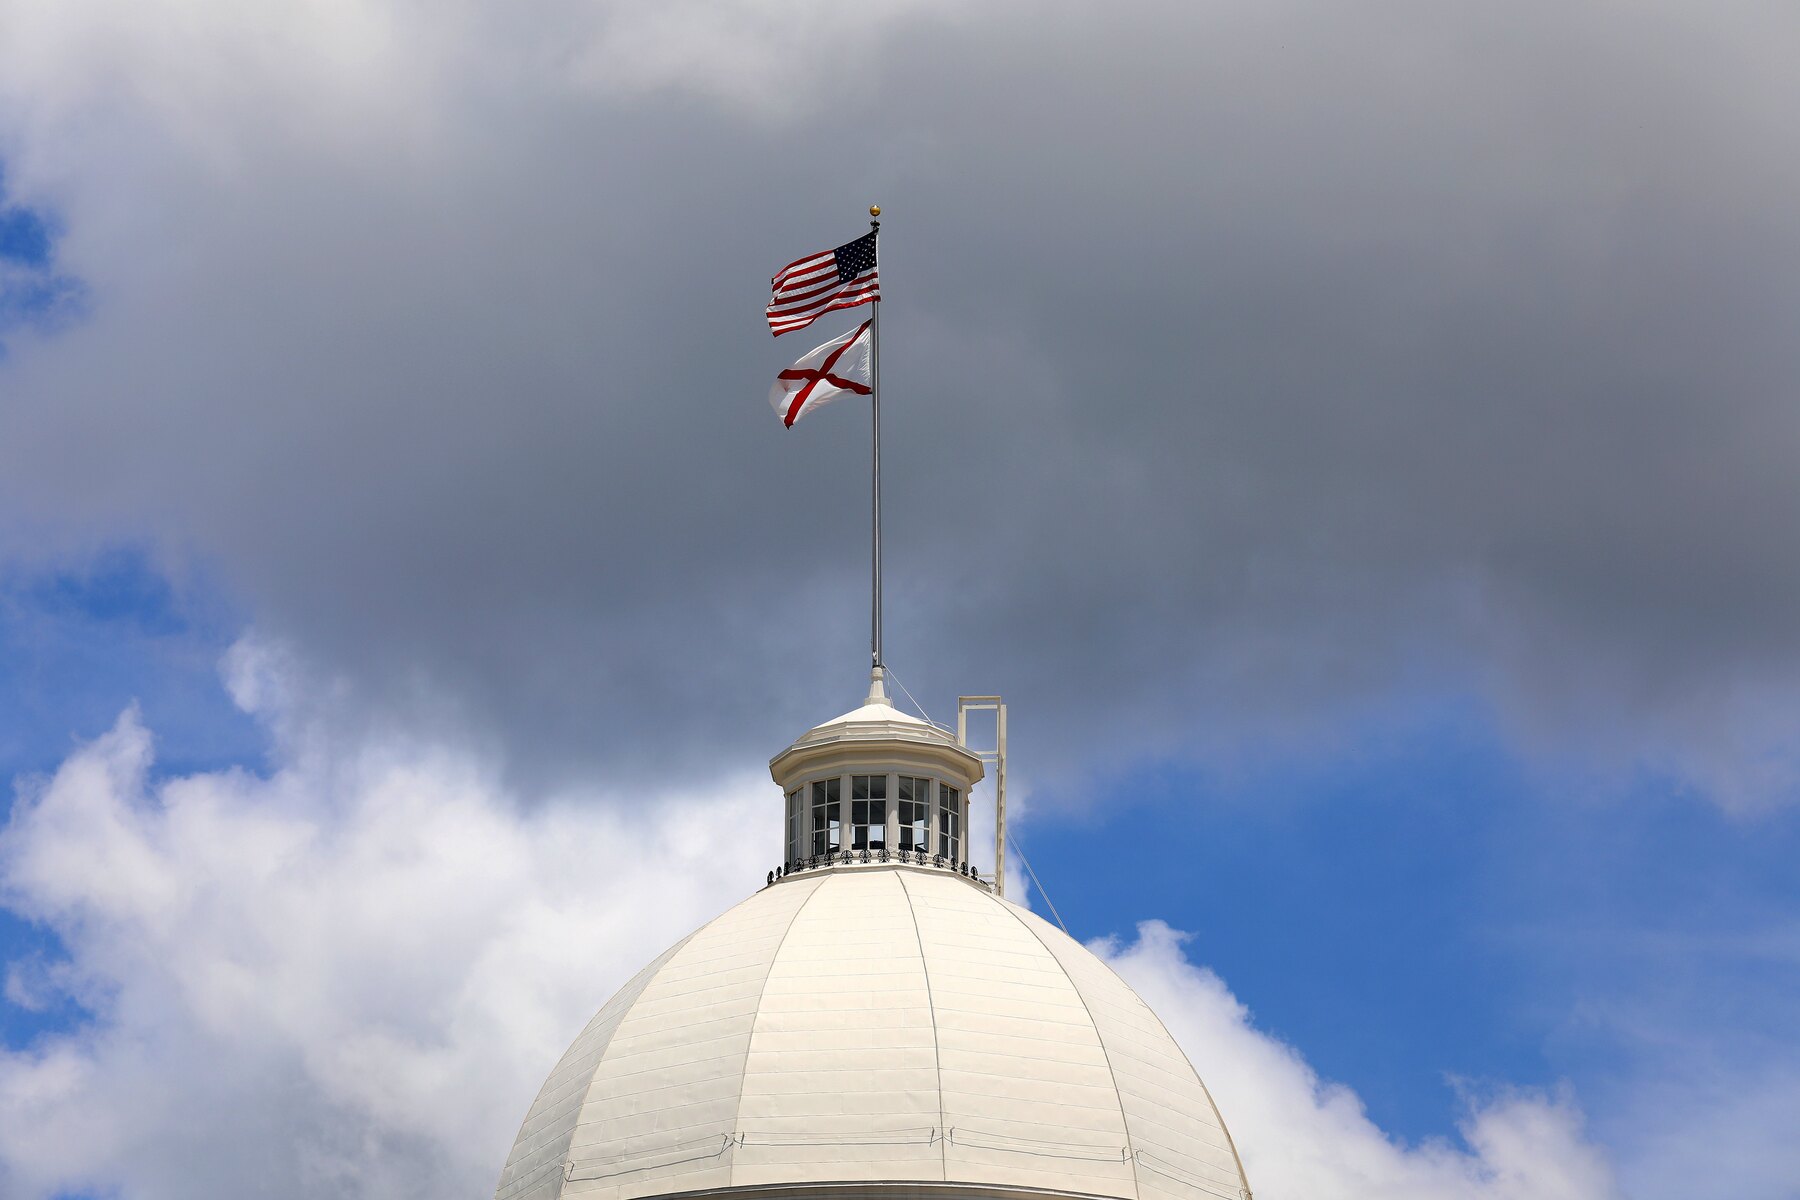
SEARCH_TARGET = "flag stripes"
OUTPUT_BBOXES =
[766,231,879,336]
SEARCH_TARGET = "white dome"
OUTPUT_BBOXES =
[494,865,1249,1200]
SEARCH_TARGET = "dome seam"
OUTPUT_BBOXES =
[991,899,1144,1200]
[893,870,950,1181]
[506,930,700,1200]
[1091,957,1251,1199]
[726,872,835,1185]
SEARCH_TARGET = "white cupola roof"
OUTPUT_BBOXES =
[769,668,984,796]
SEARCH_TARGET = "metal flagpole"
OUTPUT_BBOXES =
[869,205,883,671]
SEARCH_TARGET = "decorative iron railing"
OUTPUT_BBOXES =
[765,847,986,889]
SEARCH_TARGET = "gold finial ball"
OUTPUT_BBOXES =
[869,205,881,217]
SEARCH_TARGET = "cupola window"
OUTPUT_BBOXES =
[785,789,801,860]
[938,784,962,861]
[784,770,975,874]
[851,774,887,850]
[897,777,930,852]
[811,779,841,856]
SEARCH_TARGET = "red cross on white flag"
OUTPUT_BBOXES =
[768,319,873,428]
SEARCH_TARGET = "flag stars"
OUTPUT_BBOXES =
[767,229,880,336]
[833,232,879,283]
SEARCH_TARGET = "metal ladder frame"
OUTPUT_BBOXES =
[956,696,1007,898]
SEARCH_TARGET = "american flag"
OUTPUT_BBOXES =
[766,231,879,336]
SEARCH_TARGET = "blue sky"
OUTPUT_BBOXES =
[1026,724,1800,1147]
[4,4,1800,1198]
[0,197,51,265]
[0,549,264,782]
[0,548,261,1051]
[0,169,83,350]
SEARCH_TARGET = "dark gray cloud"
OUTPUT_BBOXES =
[1,0,1797,803]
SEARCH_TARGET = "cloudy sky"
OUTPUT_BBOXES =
[2,1,1798,1197]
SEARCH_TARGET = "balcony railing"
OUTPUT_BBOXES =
[766,847,987,890]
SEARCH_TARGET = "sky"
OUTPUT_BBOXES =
[1,1,1798,1197]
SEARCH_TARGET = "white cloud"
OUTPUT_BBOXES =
[1600,1060,1800,1200]
[562,0,968,112]
[1100,922,1620,1200]
[0,643,769,1199]
[0,639,1625,1200]
[0,0,959,165]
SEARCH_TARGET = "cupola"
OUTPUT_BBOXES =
[769,667,986,879]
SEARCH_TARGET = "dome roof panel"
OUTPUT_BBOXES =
[736,872,940,1184]
[900,873,1134,1197]
[563,878,824,1200]
[1023,922,1245,1200]
[495,868,1248,1200]
[496,935,698,1200]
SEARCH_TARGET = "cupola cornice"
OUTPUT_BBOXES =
[768,670,984,790]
